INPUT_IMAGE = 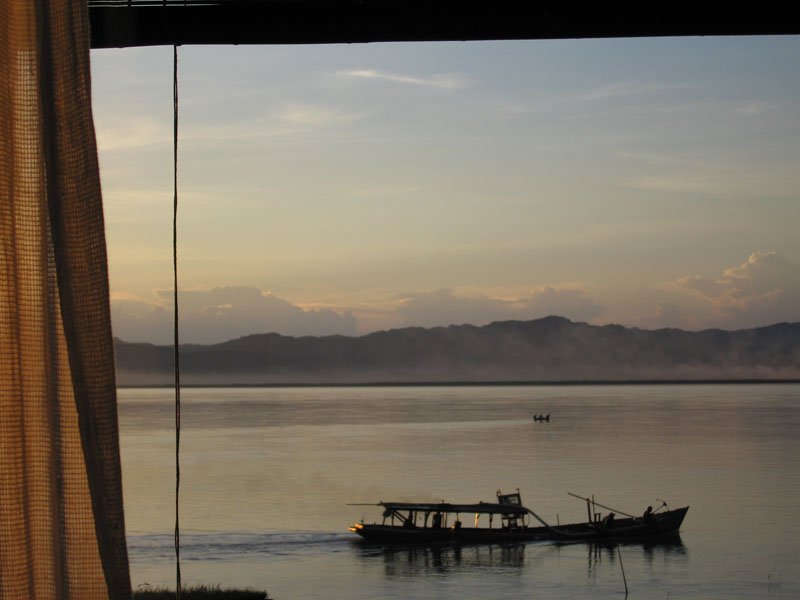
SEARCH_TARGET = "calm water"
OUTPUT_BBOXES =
[119,384,800,599]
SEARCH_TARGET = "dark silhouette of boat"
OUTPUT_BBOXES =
[348,490,688,544]
[533,413,550,422]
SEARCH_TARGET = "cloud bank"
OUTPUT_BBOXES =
[110,253,800,346]
[112,286,357,344]
[111,285,604,344]
[395,287,604,328]
[674,251,800,328]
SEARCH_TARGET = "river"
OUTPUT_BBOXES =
[119,383,799,599]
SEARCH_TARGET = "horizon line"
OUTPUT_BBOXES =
[117,379,800,389]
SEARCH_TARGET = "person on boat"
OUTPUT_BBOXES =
[431,513,442,529]
[642,505,654,522]
[602,512,615,530]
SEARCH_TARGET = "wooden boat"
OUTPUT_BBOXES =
[348,490,688,544]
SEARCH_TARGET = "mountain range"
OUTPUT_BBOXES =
[113,316,800,385]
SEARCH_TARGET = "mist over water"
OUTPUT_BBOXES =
[120,384,800,599]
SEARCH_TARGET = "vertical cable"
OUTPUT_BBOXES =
[172,43,182,600]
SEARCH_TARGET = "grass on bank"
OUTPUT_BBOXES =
[133,585,269,600]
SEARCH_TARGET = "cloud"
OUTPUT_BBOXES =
[622,166,798,200]
[337,68,468,90]
[277,103,357,127]
[731,101,778,117]
[95,116,167,151]
[636,303,692,330]
[112,286,358,344]
[111,300,172,343]
[395,287,604,328]
[580,81,695,102]
[623,174,734,196]
[674,251,800,328]
[111,285,607,344]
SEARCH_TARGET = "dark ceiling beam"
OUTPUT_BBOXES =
[89,1,800,49]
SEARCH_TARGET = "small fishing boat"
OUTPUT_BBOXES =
[348,490,688,544]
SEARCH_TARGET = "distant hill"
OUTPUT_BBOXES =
[114,316,800,385]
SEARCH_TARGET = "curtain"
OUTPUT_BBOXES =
[0,1,131,598]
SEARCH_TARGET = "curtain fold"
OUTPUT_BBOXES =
[1,1,131,598]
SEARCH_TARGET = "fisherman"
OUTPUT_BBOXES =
[602,512,615,530]
[642,505,654,522]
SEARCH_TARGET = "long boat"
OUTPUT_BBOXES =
[348,490,688,544]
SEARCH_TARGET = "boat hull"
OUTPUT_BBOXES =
[350,506,689,544]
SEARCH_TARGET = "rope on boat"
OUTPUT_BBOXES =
[523,508,589,538]
[567,492,638,520]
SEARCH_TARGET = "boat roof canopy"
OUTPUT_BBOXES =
[380,501,528,516]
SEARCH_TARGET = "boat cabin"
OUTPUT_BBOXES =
[374,490,530,531]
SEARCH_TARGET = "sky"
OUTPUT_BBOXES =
[89,36,800,345]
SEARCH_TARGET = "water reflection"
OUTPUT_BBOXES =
[354,542,527,577]
[353,536,686,580]
[580,534,687,576]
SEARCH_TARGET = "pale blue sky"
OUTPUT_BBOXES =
[91,36,800,344]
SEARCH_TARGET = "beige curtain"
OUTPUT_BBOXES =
[0,1,131,599]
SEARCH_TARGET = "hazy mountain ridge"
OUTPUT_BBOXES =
[114,316,800,385]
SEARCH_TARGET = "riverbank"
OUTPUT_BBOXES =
[133,585,268,600]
